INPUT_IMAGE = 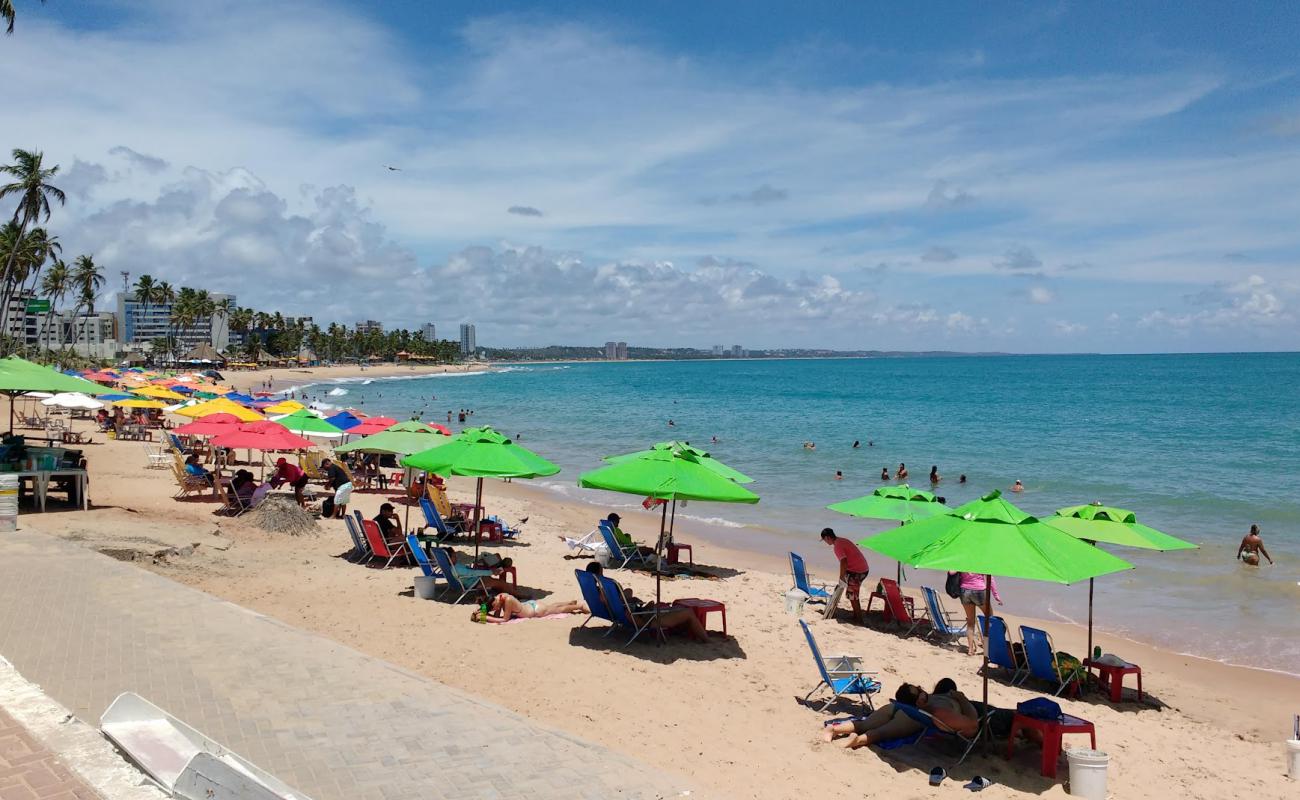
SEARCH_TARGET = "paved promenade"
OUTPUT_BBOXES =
[0,706,102,800]
[0,532,687,800]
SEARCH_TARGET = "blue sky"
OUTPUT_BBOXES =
[3,0,1298,352]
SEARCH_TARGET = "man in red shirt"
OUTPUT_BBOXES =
[821,527,870,623]
[269,457,310,507]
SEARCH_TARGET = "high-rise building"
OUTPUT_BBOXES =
[712,344,724,356]
[115,292,236,351]
[731,344,743,357]
[604,341,617,359]
[616,341,628,360]
[355,320,384,335]
[420,323,437,341]
[459,323,477,356]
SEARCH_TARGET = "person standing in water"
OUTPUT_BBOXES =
[929,465,941,484]
[1236,524,1273,566]
[880,467,889,481]
[895,462,908,480]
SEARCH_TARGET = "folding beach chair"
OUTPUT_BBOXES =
[143,443,170,469]
[918,586,967,642]
[866,578,919,633]
[429,547,492,604]
[788,552,832,603]
[598,574,660,646]
[342,515,370,562]
[598,522,652,569]
[361,519,411,568]
[419,497,463,542]
[406,534,443,579]
[171,462,209,499]
[798,619,881,711]
[574,568,616,630]
[980,615,1026,685]
[560,525,602,556]
[888,702,994,766]
[1019,626,1083,697]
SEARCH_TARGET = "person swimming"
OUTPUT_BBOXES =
[929,465,940,484]
[1236,524,1273,566]
[880,467,889,481]
[959,474,967,484]
[852,440,860,449]
[895,463,908,480]
[835,470,843,480]
[1011,479,1024,493]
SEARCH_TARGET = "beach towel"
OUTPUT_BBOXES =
[504,613,573,624]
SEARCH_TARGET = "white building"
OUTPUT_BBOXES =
[355,320,384,335]
[459,323,477,356]
[731,344,743,357]
[604,341,617,359]
[115,292,236,351]
[1,295,120,358]
[712,344,724,356]
[420,323,437,341]
[616,341,628,360]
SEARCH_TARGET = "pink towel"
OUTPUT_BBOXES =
[504,613,572,624]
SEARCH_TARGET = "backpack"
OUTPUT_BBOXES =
[944,572,963,599]
[1016,697,1063,721]
[320,496,335,518]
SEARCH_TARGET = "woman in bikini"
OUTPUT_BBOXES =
[471,594,588,623]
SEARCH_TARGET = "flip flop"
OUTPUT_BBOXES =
[964,776,993,791]
[929,767,946,786]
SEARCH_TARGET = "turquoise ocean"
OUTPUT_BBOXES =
[292,354,1300,675]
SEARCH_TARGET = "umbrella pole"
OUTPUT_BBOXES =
[655,499,668,644]
[982,572,992,750]
[473,477,484,559]
[668,498,677,546]
[1087,577,1095,661]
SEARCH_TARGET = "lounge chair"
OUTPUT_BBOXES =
[598,522,652,569]
[597,574,659,646]
[342,515,370,562]
[171,463,209,499]
[798,619,881,711]
[406,533,443,580]
[429,547,493,604]
[789,552,831,603]
[560,526,603,556]
[888,701,994,766]
[980,615,1026,685]
[361,519,410,568]
[419,497,463,541]
[1019,626,1083,697]
[485,514,523,539]
[866,578,919,632]
[918,586,967,642]
[167,433,192,456]
[574,568,616,630]
[143,443,170,469]
[299,452,324,480]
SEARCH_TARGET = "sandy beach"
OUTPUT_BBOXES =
[8,395,1300,799]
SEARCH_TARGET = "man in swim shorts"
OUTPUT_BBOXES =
[821,528,870,624]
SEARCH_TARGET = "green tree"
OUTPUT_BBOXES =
[37,256,68,348]
[67,254,104,346]
[0,149,64,335]
[2,1,46,36]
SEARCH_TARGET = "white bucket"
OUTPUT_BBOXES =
[594,544,614,569]
[784,588,809,615]
[1066,748,1109,799]
[413,576,438,600]
[1286,739,1300,779]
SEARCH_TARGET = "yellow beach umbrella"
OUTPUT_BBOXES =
[263,400,306,415]
[115,398,167,409]
[173,397,264,422]
[134,386,187,400]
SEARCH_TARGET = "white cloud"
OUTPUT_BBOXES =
[1138,274,1290,331]
[923,180,976,210]
[995,245,1043,272]
[1029,285,1055,304]
[921,245,958,262]
[1052,320,1087,335]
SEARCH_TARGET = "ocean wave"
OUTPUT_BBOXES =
[327,387,348,396]
[678,514,748,529]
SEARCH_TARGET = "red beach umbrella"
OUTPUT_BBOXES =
[173,413,243,436]
[210,421,315,451]
[349,416,399,436]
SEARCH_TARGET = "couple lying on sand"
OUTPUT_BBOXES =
[823,678,1016,748]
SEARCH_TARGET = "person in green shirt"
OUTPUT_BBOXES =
[606,513,656,557]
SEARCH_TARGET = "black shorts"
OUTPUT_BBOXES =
[291,475,309,489]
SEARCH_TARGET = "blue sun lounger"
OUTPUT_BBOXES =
[887,702,993,765]
[574,568,616,631]
[406,534,443,580]
[799,619,881,711]
[1020,625,1083,696]
[789,552,831,603]
[598,575,660,646]
[980,614,1027,685]
[342,515,369,562]
[429,547,492,604]
[420,497,463,542]
[598,523,652,569]
[919,586,967,642]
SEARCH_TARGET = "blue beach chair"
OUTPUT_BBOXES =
[919,587,967,642]
[574,569,615,631]
[887,702,993,765]
[1019,626,1083,696]
[429,548,492,604]
[798,619,881,711]
[598,523,652,569]
[598,575,659,646]
[342,515,369,562]
[789,552,831,603]
[406,534,443,580]
[981,615,1026,685]
[420,497,463,542]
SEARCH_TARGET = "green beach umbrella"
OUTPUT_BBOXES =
[275,408,345,439]
[1044,502,1197,661]
[579,444,758,621]
[829,484,949,582]
[334,420,449,456]
[402,426,560,555]
[0,356,113,430]
[859,490,1132,706]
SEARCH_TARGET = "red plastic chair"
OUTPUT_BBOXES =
[866,578,920,634]
[362,519,410,568]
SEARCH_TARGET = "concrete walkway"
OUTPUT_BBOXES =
[0,706,102,800]
[0,532,687,800]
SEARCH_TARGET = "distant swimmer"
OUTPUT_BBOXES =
[880,467,889,481]
[959,474,967,484]
[835,470,843,480]
[668,419,675,427]
[711,435,718,444]
[868,440,873,447]
[895,463,908,480]
[852,440,860,449]
[1011,479,1024,493]
[1236,524,1273,566]
[803,441,815,450]
[929,465,941,484]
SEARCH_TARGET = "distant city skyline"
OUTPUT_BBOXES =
[2,2,1297,353]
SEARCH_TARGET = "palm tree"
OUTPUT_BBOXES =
[212,296,233,347]
[131,274,157,342]
[67,254,103,346]
[0,149,64,333]
[37,257,67,349]
[2,1,46,36]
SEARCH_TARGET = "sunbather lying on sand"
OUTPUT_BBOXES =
[471,594,588,623]
[822,681,979,749]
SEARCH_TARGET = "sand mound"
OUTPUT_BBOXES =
[247,495,321,536]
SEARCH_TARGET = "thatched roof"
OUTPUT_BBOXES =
[182,342,225,363]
